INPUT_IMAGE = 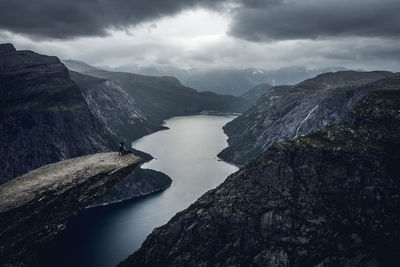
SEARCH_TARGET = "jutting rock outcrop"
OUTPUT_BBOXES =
[120,89,400,266]
[0,43,170,209]
[0,43,113,182]
[0,152,141,265]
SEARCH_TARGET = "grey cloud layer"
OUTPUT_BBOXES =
[0,0,232,39]
[1,0,399,72]
[230,0,400,41]
[1,0,397,41]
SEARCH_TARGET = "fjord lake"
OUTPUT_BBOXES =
[39,115,238,267]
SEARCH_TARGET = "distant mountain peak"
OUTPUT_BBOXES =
[62,59,100,73]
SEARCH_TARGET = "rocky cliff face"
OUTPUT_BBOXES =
[120,89,400,267]
[0,43,172,218]
[0,153,141,265]
[63,60,250,122]
[0,44,164,181]
[70,71,164,142]
[70,71,175,205]
[90,168,172,207]
[218,71,395,165]
[0,44,115,182]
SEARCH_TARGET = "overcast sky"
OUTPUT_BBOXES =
[0,0,399,71]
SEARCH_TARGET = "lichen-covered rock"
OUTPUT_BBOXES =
[0,152,141,265]
[120,90,400,267]
[218,71,396,165]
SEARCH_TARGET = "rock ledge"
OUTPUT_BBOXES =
[0,152,141,264]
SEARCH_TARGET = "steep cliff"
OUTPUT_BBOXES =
[0,44,114,182]
[218,71,395,165]
[0,44,172,226]
[0,153,141,265]
[120,89,400,266]
[70,71,164,142]
[63,60,250,122]
[90,168,172,207]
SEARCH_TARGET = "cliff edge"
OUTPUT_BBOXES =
[0,152,141,265]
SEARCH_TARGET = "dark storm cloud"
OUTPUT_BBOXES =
[2,0,398,43]
[229,0,400,41]
[0,0,233,39]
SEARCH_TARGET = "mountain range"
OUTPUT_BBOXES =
[104,64,347,96]
[2,41,400,267]
[63,60,250,122]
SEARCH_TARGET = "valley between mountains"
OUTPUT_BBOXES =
[0,42,399,267]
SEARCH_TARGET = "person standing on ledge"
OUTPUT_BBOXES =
[119,142,132,156]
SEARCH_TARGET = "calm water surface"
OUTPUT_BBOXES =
[39,115,238,267]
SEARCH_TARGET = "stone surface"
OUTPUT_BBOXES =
[218,71,395,165]
[0,152,141,265]
[120,90,400,267]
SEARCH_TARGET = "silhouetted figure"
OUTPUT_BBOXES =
[119,142,132,156]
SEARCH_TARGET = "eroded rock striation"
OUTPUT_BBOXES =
[0,152,141,265]
[120,90,400,266]
[218,71,395,165]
